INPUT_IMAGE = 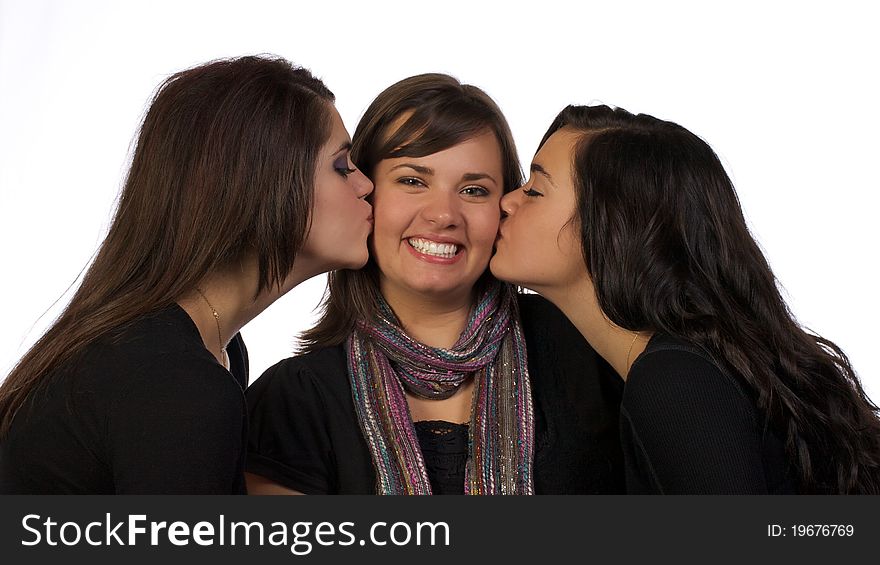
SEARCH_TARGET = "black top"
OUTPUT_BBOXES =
[246,294,625,494]
[415,420,469,495]
[0,304,249,494]
[620,333,797,494]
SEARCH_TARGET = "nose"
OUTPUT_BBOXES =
[353,169,374,198]
[421,188,461,227]
[500,189,520,217]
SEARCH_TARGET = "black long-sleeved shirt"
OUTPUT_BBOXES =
[0,304,248,494]
[620,333,797,494]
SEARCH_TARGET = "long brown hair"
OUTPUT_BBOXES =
[300,73,522,351]
[0,55,334,437]
[545,104,880,493]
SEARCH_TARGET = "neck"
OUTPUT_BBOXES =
[540,279,650,380]
[380,282,473,349]
[177,255,300,365]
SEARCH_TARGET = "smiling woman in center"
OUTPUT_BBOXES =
[245,74,626,495]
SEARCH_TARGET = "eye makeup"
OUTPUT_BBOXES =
[334,154,356,178]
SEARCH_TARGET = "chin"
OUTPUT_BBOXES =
[489,255,520,286]
[401,276,469,297]
[326,249,367,272]
[345,252,371,270]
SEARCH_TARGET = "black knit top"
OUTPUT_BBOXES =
[620,333,797,494]
[0,304,249,494]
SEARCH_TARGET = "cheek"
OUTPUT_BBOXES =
[468,207,501,249]
[555,223,581,262]
[521,214,570,264]
[309,188,333,229]
[506,206,537,251]
[370,190,414,262]
[372,193,406,239]
[545,222,587,283]
[321,185,358,227]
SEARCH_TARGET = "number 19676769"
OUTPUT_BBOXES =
[768,525,854,537]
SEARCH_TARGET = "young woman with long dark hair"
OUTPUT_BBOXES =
[245,76,624,495]
[0,55,374,494]
[491,104,880,494]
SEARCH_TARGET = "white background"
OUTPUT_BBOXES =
[1,0,877,402]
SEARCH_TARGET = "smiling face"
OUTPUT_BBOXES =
[370,130,504,305]
[490,128,586,299]
[299,105,375,275]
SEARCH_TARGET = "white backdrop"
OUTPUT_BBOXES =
[1,0,877,403]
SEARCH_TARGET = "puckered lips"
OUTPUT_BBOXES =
[404,234,464,264]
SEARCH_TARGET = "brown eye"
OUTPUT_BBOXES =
[398,177,426,188]
[460,186,489,197]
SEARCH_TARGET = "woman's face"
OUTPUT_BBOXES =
[371,131,504,304]
[490,128,586,297]
[301,105,375,272]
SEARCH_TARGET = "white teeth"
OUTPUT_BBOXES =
[407,238,459,258]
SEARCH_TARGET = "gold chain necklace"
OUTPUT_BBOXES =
[625,332,640,375]
[195,287,229,369]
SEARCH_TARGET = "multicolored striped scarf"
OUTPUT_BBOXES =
[347,282,534,495]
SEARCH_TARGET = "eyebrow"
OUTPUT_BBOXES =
[332,141,352,155]
[530,162,555,186]
[391,164,498,185]
[390,163,433,175]
[461,172,498,184]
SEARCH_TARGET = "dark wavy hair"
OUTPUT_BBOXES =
[543,104,880,493]
[300,73,522,350]
[0,55,334,438]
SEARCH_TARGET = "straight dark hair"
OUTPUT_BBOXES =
[0,55,335,437]
[543,104,880,493]
[301,73,522,350]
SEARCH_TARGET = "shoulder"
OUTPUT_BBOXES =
[245,344,358,483]
[246,345,349,408]
[69,310,241,407]
[111,305,205,356]
[109,351,244,422]
[627,335,750,400]
[624,335,756,425]
[620,335,779,494]
[76,306,208,379]
[102,347,245,472]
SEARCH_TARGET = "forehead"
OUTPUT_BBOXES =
[327,105,347,136]
[535,128,581,174]
[380,130,503,173]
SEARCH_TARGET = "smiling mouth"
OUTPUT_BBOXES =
[407,237,460,259]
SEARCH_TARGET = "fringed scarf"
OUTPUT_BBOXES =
[347,282,534,495]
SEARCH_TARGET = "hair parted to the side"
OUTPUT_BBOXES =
[300,73,522,351]
[0,55,335,437]
[542,104,880,493]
